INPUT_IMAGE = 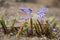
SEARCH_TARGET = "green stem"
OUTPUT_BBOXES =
[30,18,33,35]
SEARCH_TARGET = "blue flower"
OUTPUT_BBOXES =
[19,8,32,14]
[28,28,30,33]
[50,24,56,32]
[52,28,56,32]
[38,15,44,22]
[38,8,48,15]
[37,8,48,22]
[19,8,33,22]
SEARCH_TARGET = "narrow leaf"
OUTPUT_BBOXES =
[49,17,55,23]
[10,19,16,32]
[0,18,8,34]
[16,23,29,38]
[30,18,33,34]
[53,22,57,28]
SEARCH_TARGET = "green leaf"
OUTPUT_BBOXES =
[23,24,29,32]
[53,22,57,28]
[16,23,29,38]
[30,18,33,34]
[10,19,16,32]
[0,17,8,34]
[49,17,55,23]
[45,21,52,36]
[34,23,41,35]
[34,23,39,34]
[37,19,43,32]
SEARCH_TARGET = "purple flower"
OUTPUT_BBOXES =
[52,28,56,32]
[19,8,33,22]
[38,15,44,22]
[28,28,30,33]
[19,8,32,14]
[50,24,56,32]
[37,8,48,22]
[38,8,48,14]
[19,8,32,33]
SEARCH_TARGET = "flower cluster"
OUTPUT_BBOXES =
[37,8,48,22]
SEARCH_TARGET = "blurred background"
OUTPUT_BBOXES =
[0,0,60,26]
[0,0,60,7]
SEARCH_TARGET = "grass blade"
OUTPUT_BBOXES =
[10,19,16,32]
[37,19,43,32]
[45,21,52,37]
[34,23,41,36]
[0,18,8,34]
[53,22,57,28]
[30,18,33,34]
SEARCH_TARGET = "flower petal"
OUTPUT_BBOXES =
[28,28,30,33]
[38,16,44,22]
[38,8,48,14]
[38,13,46,17]
[19,8,32,14]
